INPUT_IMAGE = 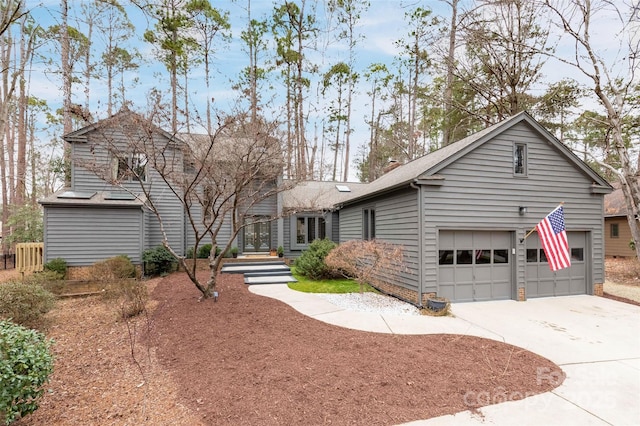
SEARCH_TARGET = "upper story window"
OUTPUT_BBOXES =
[363,208,376,240]
[113,152,147,182]
[514,143,527,176]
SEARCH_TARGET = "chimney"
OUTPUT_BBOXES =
[383,159,402,174]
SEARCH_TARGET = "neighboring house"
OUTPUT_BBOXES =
[41,110,611,304]
[604,181,637,257]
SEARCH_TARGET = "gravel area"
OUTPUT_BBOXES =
[604,281,640,302]
[318,292,421,315]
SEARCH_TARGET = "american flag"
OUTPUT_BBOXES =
[536,206,571,271]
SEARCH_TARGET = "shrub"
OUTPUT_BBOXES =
[91,255,136,281]
[102,279,148,318]
[43,258,67,278]
[197,244,212,259]
[0,283,56,328]
[294,239,338,280]
[142,245,176,276]
[0,319,54,425]
[24,271,66,295]
[325,240,405,293]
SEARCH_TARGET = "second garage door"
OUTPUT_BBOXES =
[438,231,514,302]
[525,231,587,298]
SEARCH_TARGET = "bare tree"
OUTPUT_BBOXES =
[543,0,640,259]
[81,107,295,300]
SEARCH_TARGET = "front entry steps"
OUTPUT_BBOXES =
[220,261,297,285]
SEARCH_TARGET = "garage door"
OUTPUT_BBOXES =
[525,231,587,298]
[438,231,513,302]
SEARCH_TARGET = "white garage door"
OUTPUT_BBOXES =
[438,231,514,302]
[525,231,587,298]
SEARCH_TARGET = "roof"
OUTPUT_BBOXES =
[340,111,611,206]
[63,106,177,145]
[604,180,639,217]
[282,180,368,210]
[39,189,146,208]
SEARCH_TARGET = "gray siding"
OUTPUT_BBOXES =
[422,121,605,293]
[339,188,420,291]
[44,206,143,265]
[71,129,187,256]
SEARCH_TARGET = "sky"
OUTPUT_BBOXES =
[25,0,636,181]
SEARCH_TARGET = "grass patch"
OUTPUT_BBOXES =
[288,267,378,294]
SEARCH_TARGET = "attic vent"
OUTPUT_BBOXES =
[104,192,136,201]
[57,191,96,199]
[336,185,351,192]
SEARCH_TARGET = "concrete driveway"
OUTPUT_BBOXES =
[414,296,640,425]
[251,286,640,425]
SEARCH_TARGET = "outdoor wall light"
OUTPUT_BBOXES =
[519,206,528,216]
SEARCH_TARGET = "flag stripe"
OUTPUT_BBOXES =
[536,206,571,272]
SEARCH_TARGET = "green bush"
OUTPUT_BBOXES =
[142,245,176,276]
[0,283,56,328]
[91,255,136,281]
[0,319,54,425]
[197,244,212,259]
[294,239,338,280]
[43,258,67,278]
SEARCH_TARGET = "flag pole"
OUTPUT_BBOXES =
[520,202,565,243]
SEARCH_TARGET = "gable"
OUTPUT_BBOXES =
[435,120,602,191]
[340,112,611,206]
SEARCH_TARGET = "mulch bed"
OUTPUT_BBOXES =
[148,273,564,425]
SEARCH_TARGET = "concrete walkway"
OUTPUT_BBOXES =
[250,285,640,425]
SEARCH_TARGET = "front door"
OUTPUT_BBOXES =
[244,218,271,252]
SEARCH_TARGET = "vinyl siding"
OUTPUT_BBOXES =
[70,128,187,256]
[339,188,420,291]
[44,206,143,265]
[422,121,605,293]
[604,217,636,257]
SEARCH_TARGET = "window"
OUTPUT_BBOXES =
[457,249,473,264]
[571,248,584,261]
[293,216,326,248]
[438,249,509,265]
[363,208,376,240]
[610,223,619,238]
[526,249,538,263]
[113,153,147,182]
[514,143,527,176]
[539,249,548,263]
[475,249,491,264]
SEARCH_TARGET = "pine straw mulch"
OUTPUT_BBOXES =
[18,272,563,425]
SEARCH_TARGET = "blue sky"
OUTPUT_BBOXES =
[26,0,631,181]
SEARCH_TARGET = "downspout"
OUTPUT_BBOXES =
[410,181,423,307]
[277,176,284,250]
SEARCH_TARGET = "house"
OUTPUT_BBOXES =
[39,108,280,278]
[333,111,611,304]
[41,110,611,303]
[604,181,637,257]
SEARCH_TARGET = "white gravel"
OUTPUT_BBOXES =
[318,292,421,316]
[604,281,640,303]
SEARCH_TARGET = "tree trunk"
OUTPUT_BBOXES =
[61,0,72,186]
[443,0,458,146]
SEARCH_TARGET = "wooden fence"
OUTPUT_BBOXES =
[16,242,44,273]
